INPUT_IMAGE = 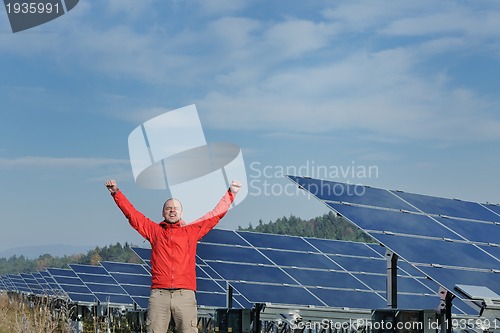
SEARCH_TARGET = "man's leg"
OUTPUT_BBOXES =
[147,289,172,333]
[171,289,198,333]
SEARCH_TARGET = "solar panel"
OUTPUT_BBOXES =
[203,261,297,285]
[392,190,500,222]
[287,175,500,315]
[197,243,272,265]
[308,287,386,309]
[287,175,416,211]
[99,261,152,310]
[39,270,65,297]
[8,274,32,294]
[394,275,435,295]
[327,203,462,240]
[69,264,135,308]
[481,245,500,259]
[20,273,44,296]
[485,204,500,216]
[195,257,259,308]
[197,229,449,312]
[435,216,500,245]
[372,234,499,270]
[0,276,9,291]
[329,255,385,274]
[32,271,54,296]
[305,237,380,257]
[199,228,249,247]
[260,249,341,270]
[3,275,18,292]
[283,267,369,290]
[131,247,151,267]
[47,268,97,304]
[238,231,316,252]
[230,281,326,306]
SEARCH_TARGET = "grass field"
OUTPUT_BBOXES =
[0,292,146,332]
[0,292,74,333]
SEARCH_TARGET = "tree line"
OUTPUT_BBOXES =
[0,242,143,275]
[1,212,372,275]
[238,211,373,242]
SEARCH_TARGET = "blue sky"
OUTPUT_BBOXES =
[1,0,499,253]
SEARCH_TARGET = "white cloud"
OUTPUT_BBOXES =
[380,10,500,38]
[193,0,250,16]
[321,1,429,32]
[194,2,500,144]
[199,42,500,143]
[2,1,499,145]
[261,20,335,59]
[0,156,129,168]
[104,0,155,20]
[208,16,261,50]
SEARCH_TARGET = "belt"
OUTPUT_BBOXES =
[156,288,182,291]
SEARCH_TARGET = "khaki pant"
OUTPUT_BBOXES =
[146,289,198,333]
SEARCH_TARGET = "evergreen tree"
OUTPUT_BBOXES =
[238,212,372,242]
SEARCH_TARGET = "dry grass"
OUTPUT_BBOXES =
[0,292,144,332]
[0,292,73,333]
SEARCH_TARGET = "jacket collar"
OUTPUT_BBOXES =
[159,219,187,228]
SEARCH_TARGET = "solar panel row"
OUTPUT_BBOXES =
[1,229,455,313]
[4,177,496,318]
[287,175,500,315]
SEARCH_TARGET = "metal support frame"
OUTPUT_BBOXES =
[254,303,263,333]
[437,287,454,333]
[227,282,233,309]
[385,250,398,309]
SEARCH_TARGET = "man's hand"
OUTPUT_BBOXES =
[230,180,242,194]
[105,180,119,194]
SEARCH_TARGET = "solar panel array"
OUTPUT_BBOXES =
[47,268,98,305]
[4,192,496,317]
[69,264,135,307]
[198,230,445,311]
[1,228,459,313]
[287,175,500,314]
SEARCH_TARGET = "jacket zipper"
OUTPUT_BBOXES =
[169,227,174,288]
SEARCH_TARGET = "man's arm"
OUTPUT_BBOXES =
[105,179,158,242]
[190,180,242,239]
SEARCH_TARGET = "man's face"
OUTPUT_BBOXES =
[162,199,183,223]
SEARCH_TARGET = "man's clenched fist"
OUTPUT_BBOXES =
[230,180,242,194]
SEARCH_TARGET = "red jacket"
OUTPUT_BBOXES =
[112,189,236,290]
